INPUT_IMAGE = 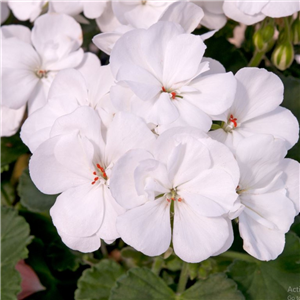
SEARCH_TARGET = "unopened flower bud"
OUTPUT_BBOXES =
[253,30,266,52]
[291,18,300,45]
[271,40,294,70]
[261,24,275,43]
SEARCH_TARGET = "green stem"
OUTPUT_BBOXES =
[151,256,164,276]
[219,251,258,263]
[177,262,189,294]
[248,50,265,67]
[284,17,291,41]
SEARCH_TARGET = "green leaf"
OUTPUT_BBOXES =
[179,273,244,300]
[227,232,300,300]
[75,259,125,300]
[1,206,32,268]
[1,206,32,300]
[1,133,28,167]
[18,168,57,212]
[110,267,176,300]
[1,266,22,300]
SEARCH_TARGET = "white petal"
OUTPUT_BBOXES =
[241,106,299,150]
[1,25,31,43]
[9,1,43,22]
[163,34,206,87]
[50,183,104,237]
[1,105,26,137]
[223,1,266,25]
[233,68,284,122]
[239,212,286,260]
[29,136,88,194]
[241,189,295,233]
[83,2,107,19]
[167,136,212,187]
[159,2,204,33]
[188,72,236,115]
[2,38,40,109]
[105,112,156,164]
[235,135,287,189]
[173,201,231,263]
[110,149,153,210]
[32,13,82,64]
[57,229,101,253]
[262,1,300,18]
[236,1,268,15]
[93,32,122,55]
[117,199,171,257]
[281,159,300,213]
[179,168,238,216]
[96,185,125,241]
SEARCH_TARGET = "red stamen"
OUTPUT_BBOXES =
[167,198,171,202]
[94,177,99,181]
[93,171,97,175]
[229,114,237,127]
[171,92,176,99]
[162,86,166,92]
[97,164,101,169]
[178,198,182,202]
[91,181,95,185]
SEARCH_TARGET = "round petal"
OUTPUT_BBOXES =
[173,201,231,263]
[50,183,104,237]
[233,68,284,122]
[116,199,171,257]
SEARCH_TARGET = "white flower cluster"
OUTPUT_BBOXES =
[1,1,300,263]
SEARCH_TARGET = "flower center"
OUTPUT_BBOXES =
[161,86,183,100]
[36,69,49,79]
[166,188,183,203]
[141,0,147,4]
[223,114,238,132]
[91,163,107,185]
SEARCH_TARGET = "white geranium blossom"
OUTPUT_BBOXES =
[93,2,205,56]
[110,128,241,263]
[235,135,298,260]
[21,53,116,153]
[2,13,84,113]
[223,0,300,25]
[209,68,299,152]
[109,21,236,133]
[29,107,156,252]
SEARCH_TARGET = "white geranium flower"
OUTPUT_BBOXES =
[223,0,300,25]
[209,68,299,152]
[110,127,241,263]
[93,2,205,56]
[235,135,298,260]
[21,53,116,153]
[29,107,156,252]
[2,13,84,113]
[109,21,236,133]
[191,1,227,30]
